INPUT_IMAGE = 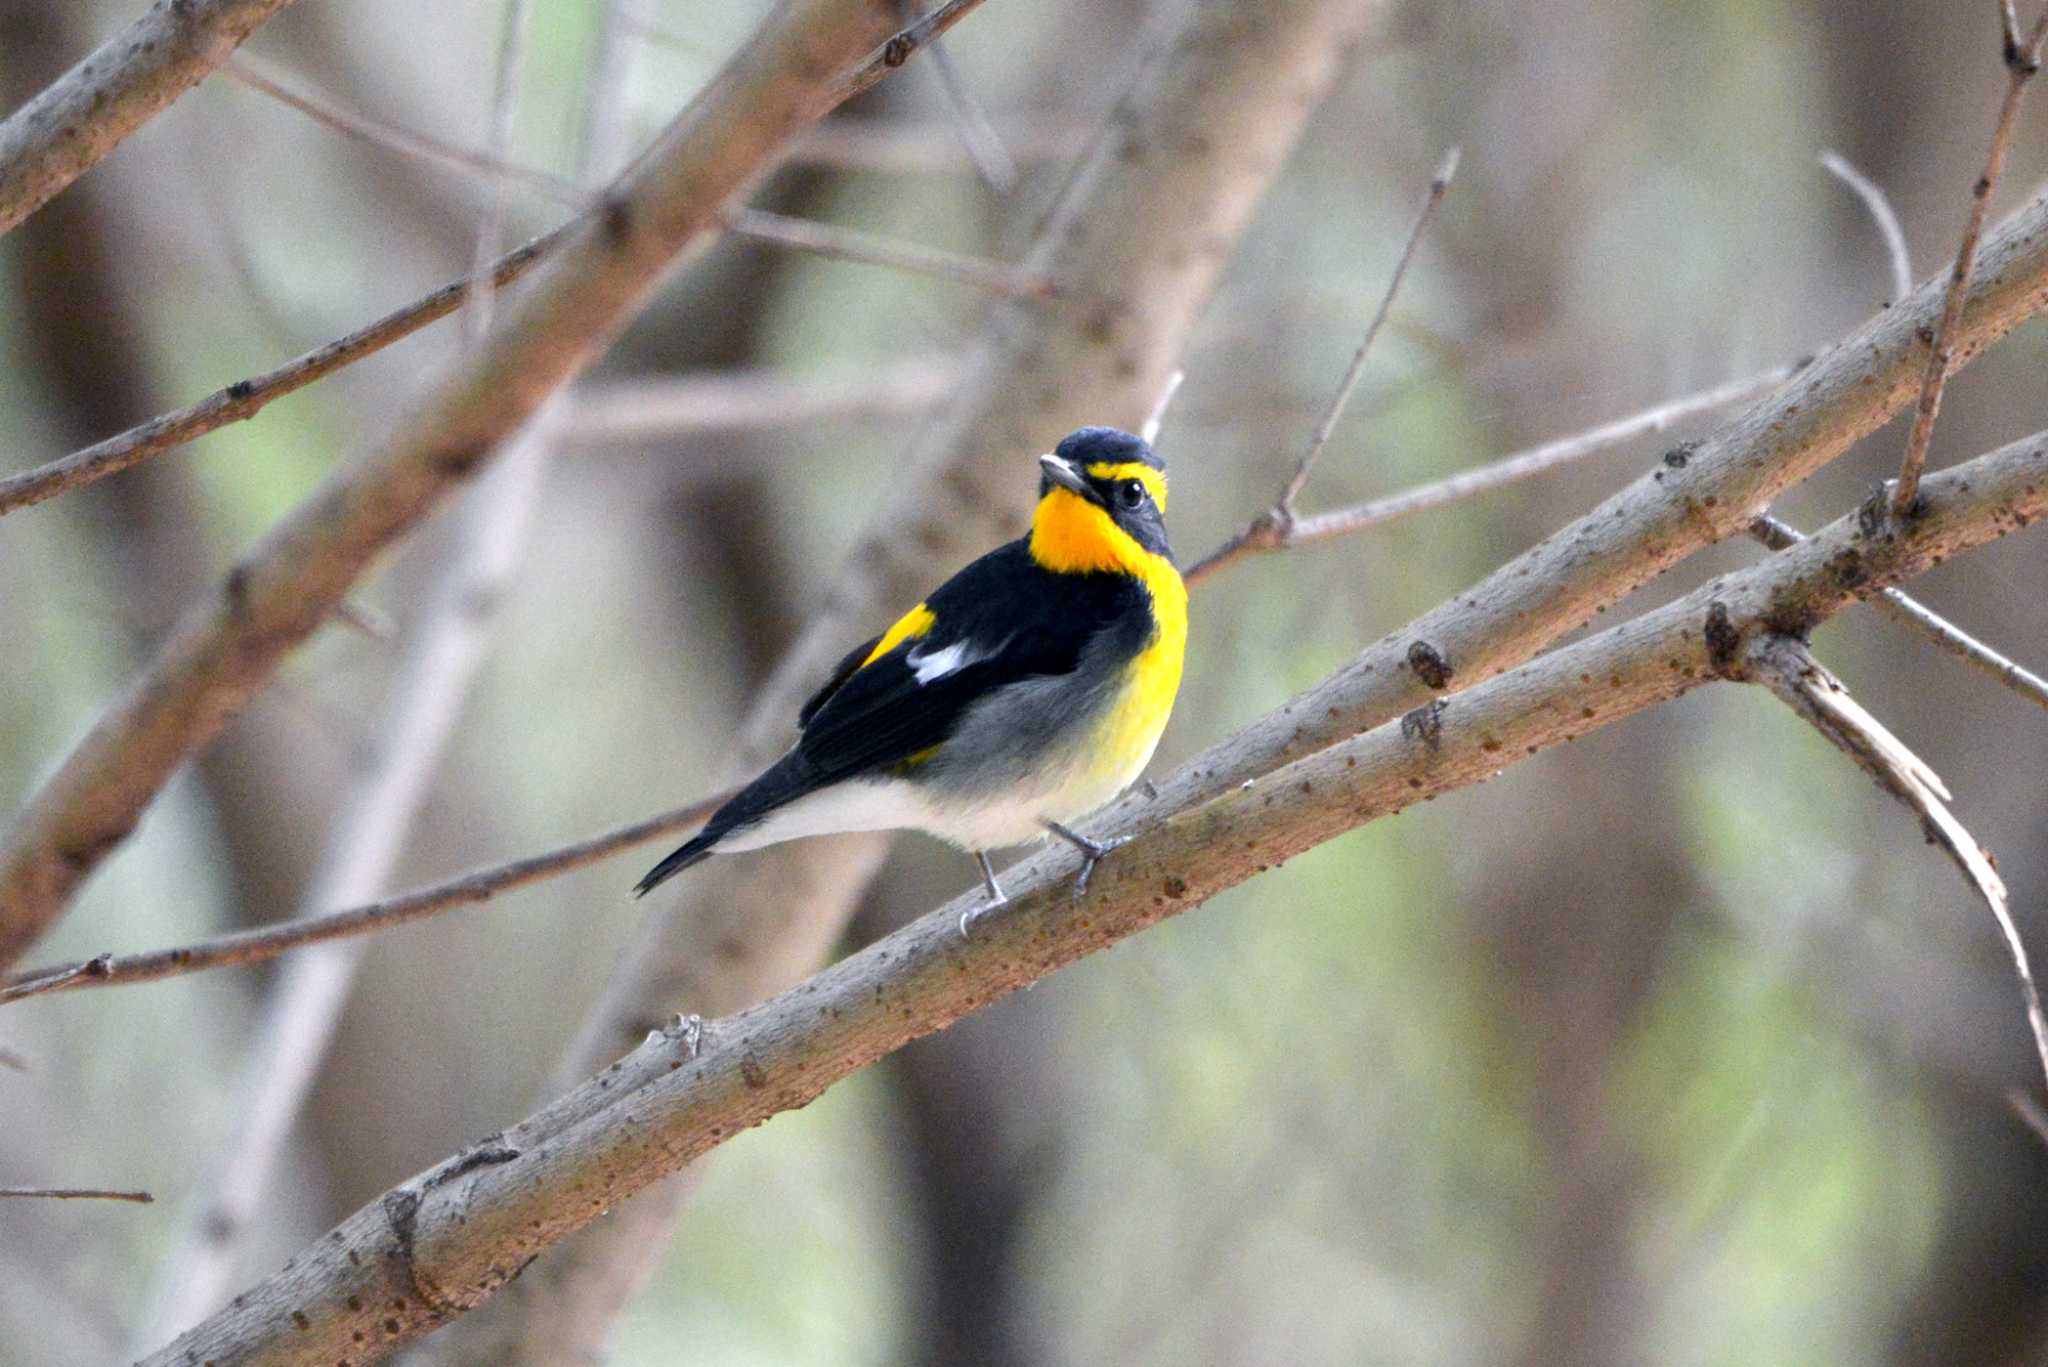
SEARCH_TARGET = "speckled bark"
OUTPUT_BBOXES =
[143,429,2047,1367]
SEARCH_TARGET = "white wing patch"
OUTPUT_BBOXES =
[907,634,1007,685]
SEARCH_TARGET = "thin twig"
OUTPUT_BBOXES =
[0,792,732,1004]
[1894,5,2048,515]
[0,227,567,518]
[1820,150,1914,302]
[1277,146,1459,515]
[132,21,556,1342]
[1141,369,1185,446]
[790,117,1088,172]
[229,55,1052,304]
[0,366,1797,999]
[898,0,1015,191]
[565,359,955,442]
[463,0,537,348]
[1752,513,2048,711]
[0,1044,26,1071]
[0,1187,153,1204]
[139,422,2048,1367]
[1184,364,1793,585]
[223,54,582,209]
[1746,633,2048,1103]
[726,207,1055,299]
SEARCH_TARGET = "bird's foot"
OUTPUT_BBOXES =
[1043,820,1131,901]
[961,851,1009,939]
[958,888,1008,940]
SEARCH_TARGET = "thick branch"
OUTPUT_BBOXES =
[1104,181,2048,844]
[0,0,949,972]
[0,0,299,237]
[454,2,1393,1359]
[145,428,2048,1367]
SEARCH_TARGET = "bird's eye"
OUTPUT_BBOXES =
[1117,480,1146,510]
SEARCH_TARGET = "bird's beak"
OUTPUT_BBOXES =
[1039,453,1101,505]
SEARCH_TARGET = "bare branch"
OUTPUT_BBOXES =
[131,16,553,1340]
[1893,4,2048,514]
[0,0,300,237]
[222,54,582,209]
[0,790,732,1005]
[898,0,1016,190]
[1141,368,1186,445]
[1137,179,2048,843]
[461,0,536,349]
[227,57,1052,301]
[1184,364,1795,585]
[1277,146,1458,516]
[0,0,968,972]
[831,0,989,105]
[0,1044,26,1072]
[726,207,1055,299]
[451,4,1399,1360]
[141,424,2048,1367]
[1745,633,2048,1099]
[0,1187,152,1204]
[1820,149,1914,302]
[0,228,567,519]
[1752,513,2048,711]
[789,116,1088,172]
[566,359,954,442]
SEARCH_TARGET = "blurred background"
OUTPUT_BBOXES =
[5,0,2048,1363]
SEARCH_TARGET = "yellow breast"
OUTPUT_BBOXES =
[1028,482,1189,806]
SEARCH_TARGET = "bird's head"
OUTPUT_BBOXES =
[1031,426,1172,573]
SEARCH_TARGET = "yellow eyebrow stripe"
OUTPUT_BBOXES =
[1085,461,1169,510]
[861,602,936,668]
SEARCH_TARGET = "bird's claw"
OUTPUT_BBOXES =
[1044,821,1131,902]
[959,889,1008,940]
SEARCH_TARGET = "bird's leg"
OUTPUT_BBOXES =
[1042,820,1131,900]
[959,850,1008,939]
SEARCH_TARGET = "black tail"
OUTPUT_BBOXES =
[632,750,820,898]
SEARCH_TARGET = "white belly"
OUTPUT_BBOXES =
[717,735,1157,855]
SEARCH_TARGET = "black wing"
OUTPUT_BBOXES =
[799,633,883,729]
[796,540,1147,784]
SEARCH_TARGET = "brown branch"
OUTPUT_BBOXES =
[452,4,1398,1361]
[566,358,954,441]
[725,206,1056,299]
[1893,3,2048,515]
[140,425,2048,1367]
[1744,632,2048,1102]
[222,54,583,209]
[0,228,568,518]
[1184,364,1796,586]
[0,0,300,238]
[897,0,1015,190]
[1127,178,2048,852]
[132,15,554,1337]
[1751,513,2048,711]
[1186,149,1458,587]
[227,48,1051,302]
[0,0,965,974]
[0,789,733,1005]
[1278,146,1458,514]
[0,1187,153,1204]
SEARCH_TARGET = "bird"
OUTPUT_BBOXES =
[634,425,1188,933]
